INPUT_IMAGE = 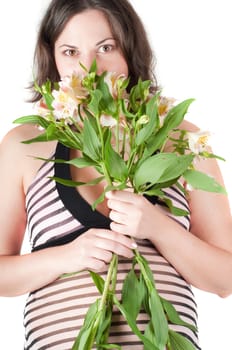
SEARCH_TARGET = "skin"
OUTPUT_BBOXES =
[0,9,232,298]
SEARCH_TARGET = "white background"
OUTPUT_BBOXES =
[0,1,231,349]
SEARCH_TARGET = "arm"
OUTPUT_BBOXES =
[0,126,64,296]
[0,126,135,297]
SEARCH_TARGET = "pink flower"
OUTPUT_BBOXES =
[59,73,89,102]
[103,72,128,99]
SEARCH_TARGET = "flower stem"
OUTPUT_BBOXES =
[87,161,118,348]
[78,255,118,350]
[99,253,118,310]
[133,248,154,292]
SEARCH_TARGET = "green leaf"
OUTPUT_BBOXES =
[199,150,226,162]
[104,131,128,182]
[144,178,179,192]
[162,197,189,216]
[88,89,103,115]
[51,176,104,188]
[60,124,83,149]
[89,271,105,294]
[97,345,121,349]
[13,115,50,128]
[136,252,169,349]
[140,276,151,315]
[82,108,99,137]
[97,74,117,115]
[96,304,113,347]
[46,123,58,139]
[143,188,164,197]
[146,93,159,120]
[145,99,194,155]
[72,326,92,350]
[135,95,159,146]
[113,296,159,349]
[149,289,169,349]
[134,153,187,190]
[129,79,151,111]
[121,269,144,321]
[37,79,54,109]
[83,118,102,161]
[91,191,106,210]
[67,157,97,168]
[95,305,109,342]
[144,321,159,350]
[168,329,196,350]
[72,299,100,350]
[158,154,194,183]
[134,153,173,189]
[97,344,121,349]
[20,132,56,144]
[161,297,197,332]
[120,99,136,119]
[163,99,195,132]
[135,253,169,348]
[72,325,94,350]
[183,169,227,194]
[89,59,97,74]
[136,253,156,288]
[30,124,81,149]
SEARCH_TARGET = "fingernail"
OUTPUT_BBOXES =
[105,191,112,198]
[131,242,137,248]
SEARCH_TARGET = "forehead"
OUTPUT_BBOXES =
[56,9,114,44]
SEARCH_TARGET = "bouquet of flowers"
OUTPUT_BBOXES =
[14,61,226,350]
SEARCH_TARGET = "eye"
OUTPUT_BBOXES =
[98,44,114,53]
[63,49,79,57]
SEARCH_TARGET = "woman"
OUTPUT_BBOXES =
[0,0,231,349]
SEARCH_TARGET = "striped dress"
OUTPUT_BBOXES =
[23,142,201,350]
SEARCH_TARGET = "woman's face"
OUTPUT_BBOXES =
[54,9,128,78]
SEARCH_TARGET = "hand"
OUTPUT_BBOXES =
[60,227,136,274]
[106,190,162,240]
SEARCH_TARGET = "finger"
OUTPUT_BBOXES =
[109,222,132,238]
[106,190,138,203]
[96,229,137,250]
[93,236,133,258]
[109,209,128,224]
[90,246,113,262]
[85,258,107,272]
[107,198,133,216]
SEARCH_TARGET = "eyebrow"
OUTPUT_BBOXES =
[58,44,78,49]
[96,37,115,45]
[58,37,115,49]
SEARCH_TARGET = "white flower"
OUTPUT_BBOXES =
[59,72,88,102]
[100,114,117,127]
[158,96,176,116]
[104,72,127,98]
[51,89,78,122]
[157,96,176,126]
[187,130,210,154]
[34,99,50,118]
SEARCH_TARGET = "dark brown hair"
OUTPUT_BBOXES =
[29,0,158,101]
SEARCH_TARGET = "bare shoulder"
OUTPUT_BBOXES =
[179,119,200,132]
[0,124,56,159]
[1,124,43,149]
[0,124,57,193]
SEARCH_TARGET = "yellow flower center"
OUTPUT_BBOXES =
[198,135,208,145]
[158,104,168,116]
